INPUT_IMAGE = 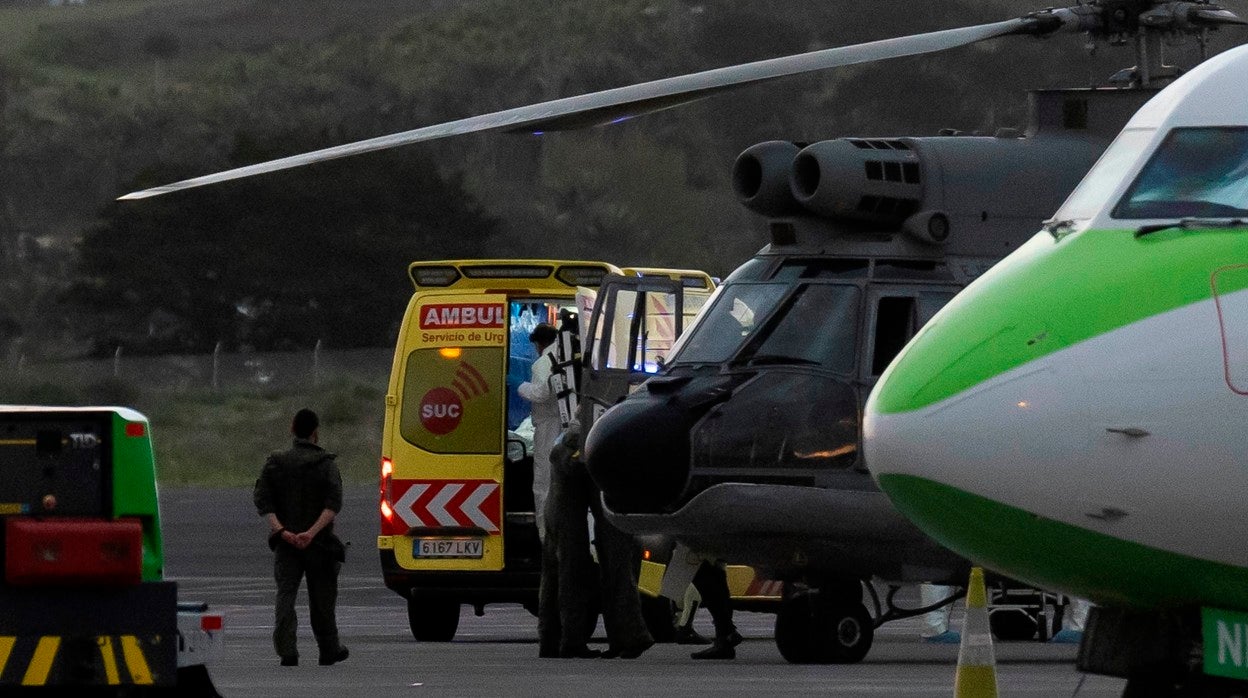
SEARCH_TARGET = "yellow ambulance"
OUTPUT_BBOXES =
[378,260,718,641]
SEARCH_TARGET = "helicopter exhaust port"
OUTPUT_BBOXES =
[732,140,803,217]
[791,139,924,226]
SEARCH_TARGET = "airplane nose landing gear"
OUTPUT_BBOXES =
[774,579,875,664]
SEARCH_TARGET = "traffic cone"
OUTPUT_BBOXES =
[954,567,999,698]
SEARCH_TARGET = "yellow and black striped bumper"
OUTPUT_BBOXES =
[0,583,176,687]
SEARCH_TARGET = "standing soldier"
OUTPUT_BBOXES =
[254,408,349,667]
[538,421,654,659]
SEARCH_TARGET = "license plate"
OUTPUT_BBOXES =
[414,538,483,559]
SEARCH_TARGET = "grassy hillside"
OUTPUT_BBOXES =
[0,0,453,61]
[2,373,386,485]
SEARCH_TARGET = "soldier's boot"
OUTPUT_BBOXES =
[690,628,742,660]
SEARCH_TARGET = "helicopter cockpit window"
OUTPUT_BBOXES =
[866,290,954,377]
[1113,127,1248,219]
[671,284,788,364]
[872,296,917,375]
[873,260,954,281]
[744,284,860,373]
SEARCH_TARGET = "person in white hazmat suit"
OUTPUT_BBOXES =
[518,323,560,541]
[920,582,1090,643]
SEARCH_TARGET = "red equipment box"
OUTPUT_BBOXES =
[4,517,143,586]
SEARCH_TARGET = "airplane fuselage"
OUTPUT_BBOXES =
[865,41,1248,687]
[867,224,1248,609]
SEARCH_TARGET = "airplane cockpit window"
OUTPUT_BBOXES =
[1053,128,1155,221]
[671,284,788,364]
[743,285,860,373]
[1114,127,1248,219]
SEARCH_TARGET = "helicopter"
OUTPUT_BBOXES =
[864,44,1248,695]
[120,0,1245,668]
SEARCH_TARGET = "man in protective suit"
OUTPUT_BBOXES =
[538,421,654,659]
[518,323,560,540]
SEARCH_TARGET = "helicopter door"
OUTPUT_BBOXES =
[579,275,687,433]
[863,287,959,383]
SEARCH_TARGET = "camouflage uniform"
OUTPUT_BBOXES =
[254,438,345,663]
[538,427,652,658]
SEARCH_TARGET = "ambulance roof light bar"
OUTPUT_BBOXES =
[410,266,461,288]
[408,260,620,289]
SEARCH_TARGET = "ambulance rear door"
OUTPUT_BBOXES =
[580,276,690,433]
[387,293,509,571]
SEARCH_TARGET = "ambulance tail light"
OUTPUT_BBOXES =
[380,457,395,525]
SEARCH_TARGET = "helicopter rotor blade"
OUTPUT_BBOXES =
[120,17,1044,201]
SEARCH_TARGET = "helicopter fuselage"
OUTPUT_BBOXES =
[585,88,1154,586]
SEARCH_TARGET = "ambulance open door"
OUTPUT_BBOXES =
[579,275,690,433]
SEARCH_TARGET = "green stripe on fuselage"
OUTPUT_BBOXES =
[872,226,1248,415]
[877,473,1248,611]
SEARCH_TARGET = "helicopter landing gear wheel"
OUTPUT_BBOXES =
[774,585,874,664]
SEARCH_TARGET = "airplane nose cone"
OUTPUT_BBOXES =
[867,224,1248,605]
[585,393,693,513]
[862,232,1085,556]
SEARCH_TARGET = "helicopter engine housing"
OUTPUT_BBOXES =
[791,138,924,226]
[730,125,1119,255]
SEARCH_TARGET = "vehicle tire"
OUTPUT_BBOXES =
[408,598,461,642]
[640,594,677,643]
[774,590,874,664]
[990,608,1038,642]
[173,665,224,698]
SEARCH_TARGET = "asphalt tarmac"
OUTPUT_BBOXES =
[163,486,1128,697]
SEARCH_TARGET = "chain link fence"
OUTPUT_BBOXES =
[4,345,393,396]
[0,346,395,484]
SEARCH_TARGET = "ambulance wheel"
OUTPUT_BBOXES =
[775,590,873,664]
[408,599,461,642]
[640,595,677,643]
